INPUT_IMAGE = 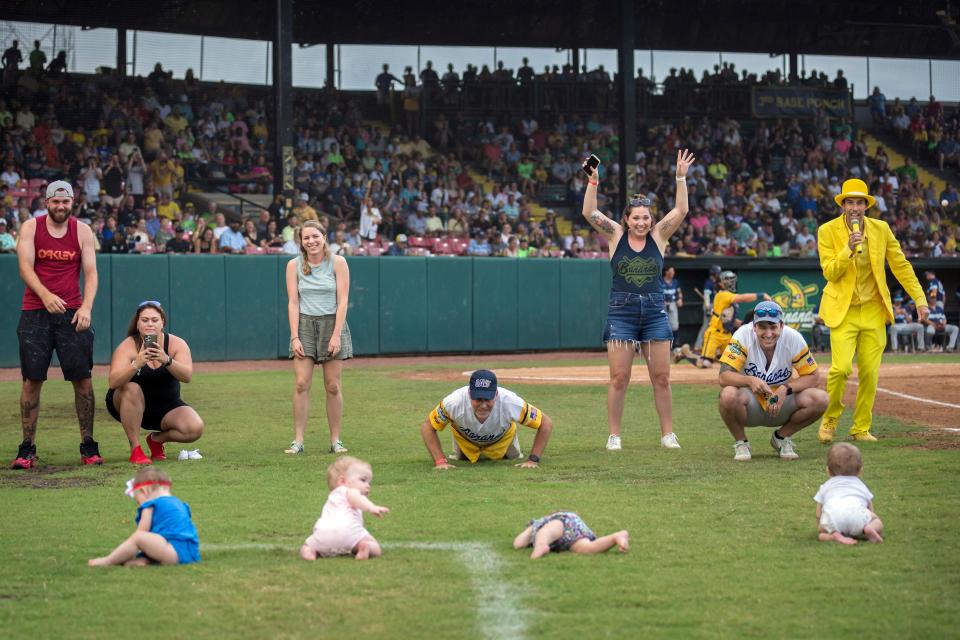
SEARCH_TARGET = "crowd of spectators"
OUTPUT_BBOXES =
[872,89,960,177]
[376,57,851,105]
[1,49,959,261]
[425,102,960,259]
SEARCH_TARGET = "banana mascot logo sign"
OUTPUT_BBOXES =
[770,276,820,330]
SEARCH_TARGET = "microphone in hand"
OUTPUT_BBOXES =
[851,219,863,254]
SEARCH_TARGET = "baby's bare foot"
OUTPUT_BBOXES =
[355,541,371,560]
[616,531,630,553]
[863,527,884,544]
[830,531,858,545]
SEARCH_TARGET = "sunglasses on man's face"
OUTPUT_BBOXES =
[754,308,781,320]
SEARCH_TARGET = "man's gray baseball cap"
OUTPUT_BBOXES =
[45,181,74,199]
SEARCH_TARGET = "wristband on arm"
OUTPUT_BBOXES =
[756,292,766,299]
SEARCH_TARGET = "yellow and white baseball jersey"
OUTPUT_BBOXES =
[719,323,818,410]
[428,386,543,463]
[708,290,737,334]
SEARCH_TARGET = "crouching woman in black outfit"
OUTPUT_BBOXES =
[106,301,203,465]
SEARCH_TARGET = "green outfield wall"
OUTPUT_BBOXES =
[1,255,953,368]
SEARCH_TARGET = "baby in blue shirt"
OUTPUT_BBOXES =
[89,468,200,567]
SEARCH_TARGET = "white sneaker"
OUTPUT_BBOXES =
[660,433,681,449]
[178,449,203,460]
[605,434,622,450]
[733,440,752,461]
[770,432,799,460]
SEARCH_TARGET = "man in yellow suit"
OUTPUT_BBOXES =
[817,179,928,442]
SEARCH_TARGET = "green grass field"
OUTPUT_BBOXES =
[1,355,958,639]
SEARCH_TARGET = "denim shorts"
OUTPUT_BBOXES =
[603,291,674,347]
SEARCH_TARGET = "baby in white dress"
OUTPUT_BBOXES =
[300,456,389,560]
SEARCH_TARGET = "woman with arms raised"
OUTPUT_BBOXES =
[582,149,695,451]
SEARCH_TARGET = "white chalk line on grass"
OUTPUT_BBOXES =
[201,541,529,640]
[849,381,960,409]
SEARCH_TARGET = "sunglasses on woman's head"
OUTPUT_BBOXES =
[138,300,162,309]
[629,196,652,207]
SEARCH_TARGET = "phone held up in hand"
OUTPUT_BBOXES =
[143,334,158,350]
[582,154,600,175]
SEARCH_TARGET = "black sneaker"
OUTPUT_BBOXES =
[11,441,37,469]
[80,438,104,466]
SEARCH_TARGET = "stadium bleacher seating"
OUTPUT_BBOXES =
[1,59,958,262]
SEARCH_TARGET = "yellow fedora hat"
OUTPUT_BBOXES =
[834,178,876,209]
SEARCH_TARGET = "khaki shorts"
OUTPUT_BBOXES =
[291,313,353,363]
[738,388,798,427]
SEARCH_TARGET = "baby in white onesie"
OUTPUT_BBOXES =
[814,443,883,545]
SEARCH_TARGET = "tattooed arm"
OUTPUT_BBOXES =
[587,210,621,239]
[581,160,622,245]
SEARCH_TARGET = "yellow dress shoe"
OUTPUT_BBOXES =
[818,417,838,444]
[851,432,878,442]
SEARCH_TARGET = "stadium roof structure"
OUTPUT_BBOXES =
[6,0,960,59]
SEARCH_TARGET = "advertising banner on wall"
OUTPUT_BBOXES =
[736,271,826,334]
[751,87,852,119]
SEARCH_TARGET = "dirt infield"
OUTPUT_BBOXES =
[2,354,956,429]
[408,361,960,430]
[0,351,605,383]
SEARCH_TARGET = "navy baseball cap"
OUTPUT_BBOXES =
[469,369,498,400]
[753,301,784,323]
[709,264,722,275]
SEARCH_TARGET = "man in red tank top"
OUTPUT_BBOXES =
[12,180,102,469]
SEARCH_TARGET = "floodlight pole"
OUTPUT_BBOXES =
[273,0,295,202]
[617,0,636,210]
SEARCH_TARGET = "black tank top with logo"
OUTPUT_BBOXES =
[610,233,664,295]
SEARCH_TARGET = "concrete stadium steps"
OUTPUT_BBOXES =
[465,168,573,236]
[186,192,272,218]
[861,133,946,194]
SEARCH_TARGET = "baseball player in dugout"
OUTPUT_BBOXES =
[817,178,928,443]
[420,370,554,470]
